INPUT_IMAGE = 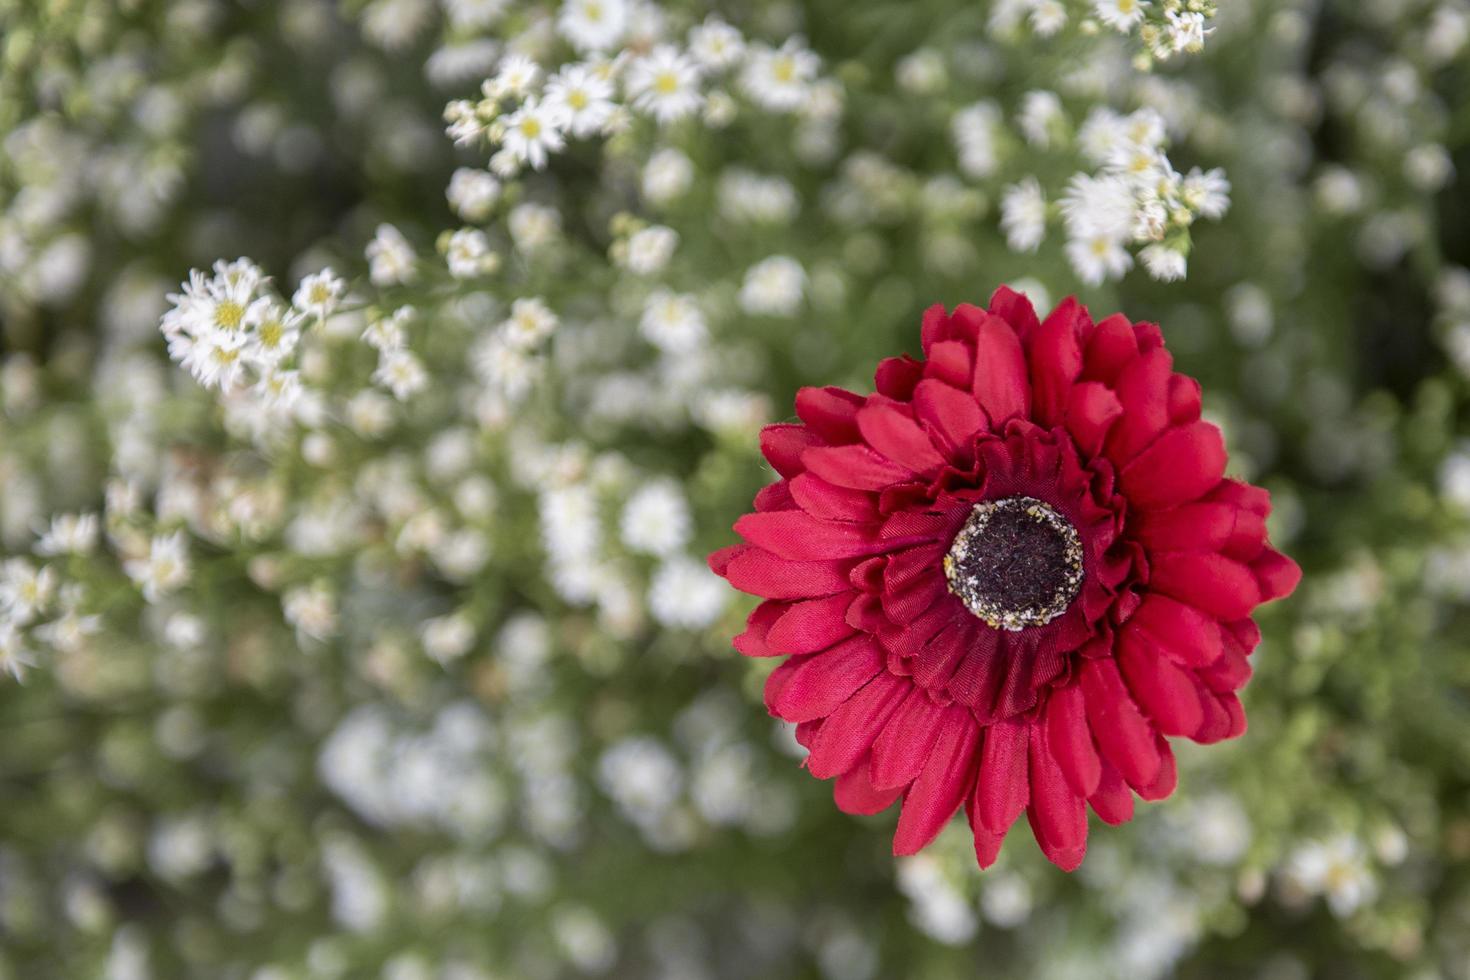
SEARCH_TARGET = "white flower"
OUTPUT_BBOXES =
[642,148,694,204]
[373,349,428,400]
[176,327,251,390]
[1094,0,1149,33]
[1166,10,1209,54]
[362,306,412,352]
[486,54,540,99]
[365,223,416,286]
[444,0,509,30]
[620,480,691,556]
[1000,178,1048,252]
[648,557,727,628]
[1140,243,1187,281]
[501,297,559,350]
[1029,0,1067,37]
[1182,167,1231,219]
[509,203,562,255]
[242,297,303,365]
[283,582,338,642]
[421,612,477,664]
[1017,90,1064,149]
[640,291,707,353]
[125,532,190,602]
[0,559,56,625]
[0,622,36,681]
[161,259,261,341]
[740,40,819,112]
[34,513,100,557]
[544,63,618,138]
[624,225,678,274]
[292,269,346,319]
[1066,234,1134,285]
[952,101,1001,179]
[447,168,502,222]
[688,16,745,71]
[501,97,568,170]
[739,256,805,317]
[716,171,798,224]
[1060,172,1137,241]
[446,228,498,279]
[626,46,703,124]
[557,0,628,53]
[1285,835,1378,918]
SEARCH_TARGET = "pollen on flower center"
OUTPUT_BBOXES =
[943,496,1084,632]
[215,301,244,329]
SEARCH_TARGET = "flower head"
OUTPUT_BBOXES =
[709,288,1299,870]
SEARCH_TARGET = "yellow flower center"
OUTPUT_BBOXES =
[773,57,796,83]
[259,321,284,348]
[215,301,245,329]
[521,117,542,138]
[568,89,589,110]
[654,72,679,94]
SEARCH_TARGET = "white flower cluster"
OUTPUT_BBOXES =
[993,0,1217,67]
[995,106,1229,284]
[445,15,836,178]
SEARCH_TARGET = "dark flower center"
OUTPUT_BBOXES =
[943,496,1084,631]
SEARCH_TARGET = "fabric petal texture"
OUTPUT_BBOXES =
[710,290,1300,870]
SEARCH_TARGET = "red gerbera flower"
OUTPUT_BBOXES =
[708,287,1301,871]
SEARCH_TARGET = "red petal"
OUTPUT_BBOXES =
[753,480,796,512]
[1252,548,1301,601]
[802,444,914,492]
[1118,631,1205,737]
[857,401,947,475]
[1026,297,1086,427]
[761,424,822,478]
[1150,552,1262,620]
[733,600,787,657]
[874,355,923,399]
[767,592,858,654]
[1088,761,1135,825]
[789,473,880,523]
[1064,381,1123,458]
[869,686,948,790]
[1120,421,1227,510]
[1167,373,1202,424]
[892,707,980,855]
[920,303,950,352]
[720,546,852,599]
[988,284,1042,340]
[1080,657,1162,790]
[806,671,908,778]
[834,756,905,815]
[912,379,986,457]
[924,340,973,390]
[1130,502,1254,554]
[1080,313,1138,385]
[769,637,885,723]
[1044,683,1101,798]
[971,313,1031,427]
[1135,736,1177,801]
[734,510,888,561]
[1125,594,1223,669]
[1026,723,1087,871]
[795,386,864,444]
[1103,348,1174,465]
[972,718,1029,834]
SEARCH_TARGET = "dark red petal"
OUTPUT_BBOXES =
[1088,761,1135,825]
[875,355,923,399]
[912,379,986,457]
[788,473,880,523]
[1026,722,1088,871]
[1198,640,1252,693]
[761,424,822,478]
[1150,552,1262,620]
[892,707,980,855]
[1130,502,1253,554]
[1064,381,1123,458]
[733,600,788,657]
[1080,313,1139,385]
[834,756,905,815]
[806,671,908,778]
[734,510,888,561]
[1118,631,1205,737]
[1103,348,1174,464]
[769,637,885,723]
[795,386,864,444]
[857,401,947,475]
[1080,656,1162,790]
[1125,594,1223,669]
[721,546,852,599]
[988,284,1042,340]
[1027,297,1086,427]
[869,686,948,790]
[1120,421,1227,510]
[971,313,1031,427]
[802,444,914,492]
[909,622,971,691]
[1044,683,1101,798]
[767,592,858,654]
[973,718,1030,834]
[1252,548,1302,601]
